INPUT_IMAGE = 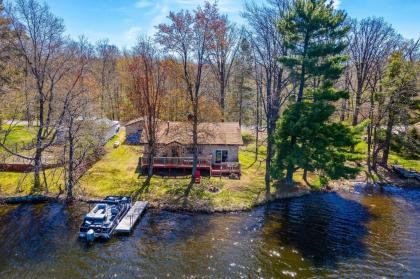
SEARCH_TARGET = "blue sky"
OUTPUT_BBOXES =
[43,0,420,49]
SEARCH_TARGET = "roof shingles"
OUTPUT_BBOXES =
[141,121,243,145]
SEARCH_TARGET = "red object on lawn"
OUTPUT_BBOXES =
[195,169,201,184]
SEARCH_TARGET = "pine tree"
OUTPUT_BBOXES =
[273,0,359,185]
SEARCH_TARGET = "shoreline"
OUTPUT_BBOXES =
[0,186,312,213]
[1,172,418,212]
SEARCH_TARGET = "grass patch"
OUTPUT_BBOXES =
[0,124,37,153]
[0,168,64,196]
[355,140,419,171]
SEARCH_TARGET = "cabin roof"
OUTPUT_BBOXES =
[141,121,243,146]
[125,117,145,127]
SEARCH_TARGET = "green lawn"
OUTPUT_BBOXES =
[0,124,37,147]
[0,168,64,196]
[0,124,64,195]
[355,140,419,171]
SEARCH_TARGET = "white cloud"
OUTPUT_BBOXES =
[140,2,170,36]
[124,26,142,46]
[135,0,154,9]
[332,0,341,9]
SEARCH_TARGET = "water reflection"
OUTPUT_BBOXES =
[260,193,371,267]
[0,186,419,278]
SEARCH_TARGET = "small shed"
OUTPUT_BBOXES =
[125,117,145,144]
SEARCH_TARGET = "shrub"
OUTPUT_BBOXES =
[241,132,254,145]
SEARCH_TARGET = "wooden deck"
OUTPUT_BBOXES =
[141,156,212,170]
[115,201,148,233]
[141,156,241,176]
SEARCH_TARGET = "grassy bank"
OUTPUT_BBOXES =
[355,141,419,171]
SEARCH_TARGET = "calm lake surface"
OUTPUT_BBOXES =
[0,185,419,278]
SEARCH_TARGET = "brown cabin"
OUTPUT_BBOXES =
[139,121,243,177]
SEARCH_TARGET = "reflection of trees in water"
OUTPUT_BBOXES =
[260,193,372,268]
[361,191,413,275]
[138,210,261,277]
[0,203,85,266]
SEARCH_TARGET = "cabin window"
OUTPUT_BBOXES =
[215,150,228,163]
[186,146,201,155]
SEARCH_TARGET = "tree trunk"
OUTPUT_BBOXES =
[66,131,74,202]
[33,146,42,192]
[191,100,199,183]
[285,144,295,185]
[218,63,226,122]
[340,99,346,122]
[220,81,225,121]
[303,168,308,184]
[367,90,375,173]
[382,112,394,167]
[33,105,44,192]
[264,74,272,197]
[285,36,308,185]
[147,146,154,178]
[255,85,260,161]
[372,125,379,171]
[238,74,244,127]
[24,61,31,127]
[265,139,272,201]
[352,84,363,126]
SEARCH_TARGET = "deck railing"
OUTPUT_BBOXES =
[141,156,213,168]
[213,162,241,171]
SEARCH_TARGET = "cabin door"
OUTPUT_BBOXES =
[171,146,180,157]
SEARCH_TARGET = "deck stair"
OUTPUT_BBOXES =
[115,201,148,233]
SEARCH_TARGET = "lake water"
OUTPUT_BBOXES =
[0,185,419,278]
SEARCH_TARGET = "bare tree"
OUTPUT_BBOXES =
[95,39,121,120]
[0,0,18,131]
[231,35,253,126]
[347,17,399,126]
[243,0,291,197]
[129,37,167,181]
[251,44,264,162]
[208,12,239,120]
[2,0,90,191]
[156,2,218,187]
[62,38,93,202]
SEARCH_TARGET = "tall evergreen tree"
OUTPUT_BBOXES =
[273,0,359,185]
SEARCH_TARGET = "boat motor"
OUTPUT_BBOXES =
[86,229,95,242]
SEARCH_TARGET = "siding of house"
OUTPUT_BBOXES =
[147,143,239,164]
[201,145,239,163]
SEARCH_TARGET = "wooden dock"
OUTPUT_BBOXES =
[115,201,148,233]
